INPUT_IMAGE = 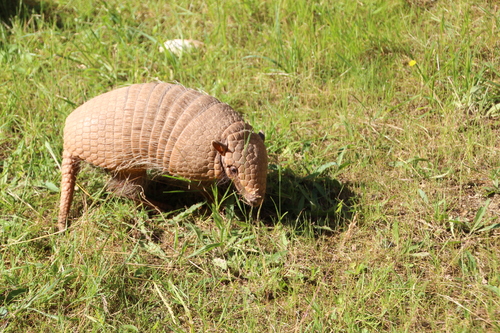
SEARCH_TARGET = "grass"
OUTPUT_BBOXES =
[1,0,500,331]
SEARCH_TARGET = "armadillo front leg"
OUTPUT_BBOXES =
[57,151,80,231]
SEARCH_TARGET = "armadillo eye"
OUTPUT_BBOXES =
[228,166,238,176]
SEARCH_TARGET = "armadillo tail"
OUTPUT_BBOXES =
[57,151,80,231]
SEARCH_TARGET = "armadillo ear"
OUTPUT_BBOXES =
[258,131,265,142]
[212,141,228,156]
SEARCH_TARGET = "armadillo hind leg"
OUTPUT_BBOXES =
[107,170,172,211]
[107,170,148,200]
[58,152,81,231]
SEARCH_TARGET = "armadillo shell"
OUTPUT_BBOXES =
[64,82,246,180]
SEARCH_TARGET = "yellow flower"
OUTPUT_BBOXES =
[409,60,417,67]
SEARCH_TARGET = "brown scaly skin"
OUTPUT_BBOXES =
[57,82,268,231]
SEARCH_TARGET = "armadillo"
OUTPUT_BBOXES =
[57,82,268,231]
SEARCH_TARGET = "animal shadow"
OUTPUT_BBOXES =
[143,166,357,235]
[259,166,356,233]
[0,0,64,27]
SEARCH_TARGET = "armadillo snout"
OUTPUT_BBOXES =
[244,192,264,207]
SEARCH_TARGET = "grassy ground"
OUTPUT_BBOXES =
[1,0,500,331]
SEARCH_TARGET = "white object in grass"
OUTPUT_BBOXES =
[160,39,204,56]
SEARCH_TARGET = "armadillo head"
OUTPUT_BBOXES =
[213,123,268,207]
